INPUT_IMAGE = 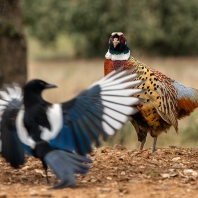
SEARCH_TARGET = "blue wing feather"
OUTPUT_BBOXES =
[80,115,100,147]
[75,119,92,154]
[65,124,75,151]
[49,120,76,152]
[69,105,108,141]
[65,102,99,145]
[21,143,32,156]
[71,121,87,155]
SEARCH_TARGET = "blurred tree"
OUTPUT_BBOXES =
[155,0,198,55]
[0,0,27,87]
[21,0,198,57]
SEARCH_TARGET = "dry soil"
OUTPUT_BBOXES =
[1,145,198,197]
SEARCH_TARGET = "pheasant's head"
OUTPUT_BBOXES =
[108,32,129,55]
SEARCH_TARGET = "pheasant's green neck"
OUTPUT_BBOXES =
[105,48,130,60]
[109,47,129,55]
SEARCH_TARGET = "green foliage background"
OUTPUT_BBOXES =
[21,0,198,57]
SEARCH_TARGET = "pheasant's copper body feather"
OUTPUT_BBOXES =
[105,32,198,152]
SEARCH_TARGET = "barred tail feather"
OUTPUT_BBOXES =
[174,81,198,119]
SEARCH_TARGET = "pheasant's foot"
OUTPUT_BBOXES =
[151,137,157,152]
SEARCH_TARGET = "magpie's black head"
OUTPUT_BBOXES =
[23,79,57,106]
[108,32,129,54]
[24,79,57,95]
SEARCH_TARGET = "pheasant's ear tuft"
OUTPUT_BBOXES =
[111,32,124,36]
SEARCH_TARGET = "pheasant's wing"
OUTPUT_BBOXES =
[155,76,178,131]
[133,62,178,132]
[148,68,178,131]
[41,68,144,155]
[0,85,25,168]
[137,65,178,131]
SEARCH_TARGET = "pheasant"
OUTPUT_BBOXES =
[104,32,198,152]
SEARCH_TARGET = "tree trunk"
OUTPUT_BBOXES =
[0,0,27,88]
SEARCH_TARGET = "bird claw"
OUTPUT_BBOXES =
[50,177,76,189]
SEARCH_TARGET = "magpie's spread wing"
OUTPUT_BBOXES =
[0,85,25,168]
[41,68,144,155]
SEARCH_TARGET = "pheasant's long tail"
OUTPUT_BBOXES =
[174,81,198,119]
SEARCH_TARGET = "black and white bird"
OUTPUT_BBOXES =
[0,68,143,189]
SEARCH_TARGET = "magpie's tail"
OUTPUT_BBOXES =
[0,84,24,167]
[44,150,92,189]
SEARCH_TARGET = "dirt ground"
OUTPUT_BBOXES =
[1,145,198,198]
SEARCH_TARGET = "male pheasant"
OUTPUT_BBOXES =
[104,32,198,152]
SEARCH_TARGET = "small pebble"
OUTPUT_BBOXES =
[40,192,52,197]
[91,179,97,182]
[120,171,125,175]
[100,188,111,193]
[128,179,139,183]
[171,157,181,162]
[29,191,38,196]
[21,166,29,170]
[97,194,107,198]
[172,163,183,169]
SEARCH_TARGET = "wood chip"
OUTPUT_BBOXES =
[171,157,181,162]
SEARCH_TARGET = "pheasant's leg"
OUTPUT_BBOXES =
[139,138,146,150]
[131,119,147,151]
[138,131,147,151]
[151,137,157,153]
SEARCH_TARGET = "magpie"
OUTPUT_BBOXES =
[0,67,143,188]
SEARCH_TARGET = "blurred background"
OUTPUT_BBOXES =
[1,0,198,149]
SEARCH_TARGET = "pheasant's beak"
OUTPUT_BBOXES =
[113,38,120,48]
